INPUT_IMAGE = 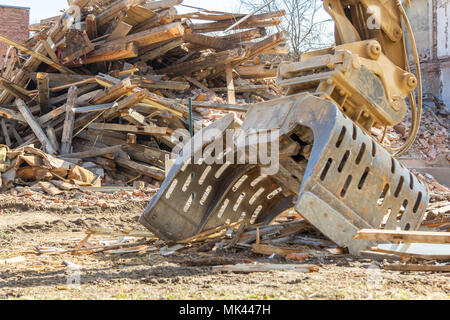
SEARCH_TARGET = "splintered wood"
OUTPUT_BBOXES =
[0,0,287,191]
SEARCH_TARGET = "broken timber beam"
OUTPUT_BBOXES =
[15,99,57,154]
[63,145,125,159]
[354,229,450,244]
[102,22,185,48]
[88,123,169,136]
[60,86,78,155]
[37,73,50,114]
[116,158,165,181]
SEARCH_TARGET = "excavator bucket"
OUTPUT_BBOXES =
[139,93,429,254]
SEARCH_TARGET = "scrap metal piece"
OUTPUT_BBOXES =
[140,93,429,254]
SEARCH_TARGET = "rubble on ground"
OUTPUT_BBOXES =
[0,0,286,191]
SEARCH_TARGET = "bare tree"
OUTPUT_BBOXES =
[238,0,334,60]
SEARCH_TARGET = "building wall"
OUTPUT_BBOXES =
[405,0,434,61]
[406,0,450,111]
[437,1,450,108]
[437,0,449,59]
[0,5,30,65]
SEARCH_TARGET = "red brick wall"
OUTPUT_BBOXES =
[0,6,29,65]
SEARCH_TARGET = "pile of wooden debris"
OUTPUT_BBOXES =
[0,0,287,190]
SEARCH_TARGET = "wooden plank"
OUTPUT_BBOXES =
[15,99,57,155]
[37,72,50,114]
[0,107,25,123]
[138,79,190,90]
[0,118,11,146]
[220,28,267,42]
[107,21,133,41]
[88,123,169,136]
[0,77,31,101]
[96,0,144,27]
[213,84,270,93]
[0,34,76,74]
[91,78,136,105]
[252,243,305,256]
[141,0,182,10]
[41,37,59,63]
[193,18,281,33]
[383,264,450,272]
[60,86,78,155]
[11,127,24,145]
[63,145,125,159]
[30,73,94,88]
[46,126,60,153]
[183,33,235,51]
[212,263,319,273]
[133,7,176,33]
[236,64,278,79]
[116,158,165,180]
[67,42,139,66]
[157,48,244,76]
[121,108,147,125]
[354,229,450,244]
[226,64,236,105]
[137,38,183,62]
[103,88,150,120]
[374,243,450,259]
[104,22,185,48]
[85,14,98,40]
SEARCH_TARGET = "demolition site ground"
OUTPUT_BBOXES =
[0,196,448,300]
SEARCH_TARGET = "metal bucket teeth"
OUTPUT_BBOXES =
[140,93,429,254]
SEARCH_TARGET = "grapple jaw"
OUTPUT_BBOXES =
[140,93,429,255]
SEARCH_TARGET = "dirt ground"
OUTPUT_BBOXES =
[0,192,449,300]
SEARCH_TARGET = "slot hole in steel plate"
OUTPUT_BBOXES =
[183,193,195,213]
[233,175,249,192]
[320,158,333,181]
[340,175,352,197]
[250,188,265,205]
[413,192,422,213]
[355,143,366,165]
[358,167,370,189]
[200,185,212,205]
[371,141,377,157]
[380,208,392,228]
[182,173,194,192]
[396,200,408,222]
[251,175,266,187]
[377,184,390,206]
[352,124,357,140]
[239,212,247,222]
[338,151,350,172]
[336,126,346,148]
[251,205,263,223]
[233,193,246,212]
[215,163,230,179]
[217,199,230,219]
[199,166,212,185]
[394,176,404,198]
[267,187,282,200]
[165,179,178,199]
[409,173,414,190]
[391,158,396,174]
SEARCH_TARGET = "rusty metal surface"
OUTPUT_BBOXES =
[140,94,429,254]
